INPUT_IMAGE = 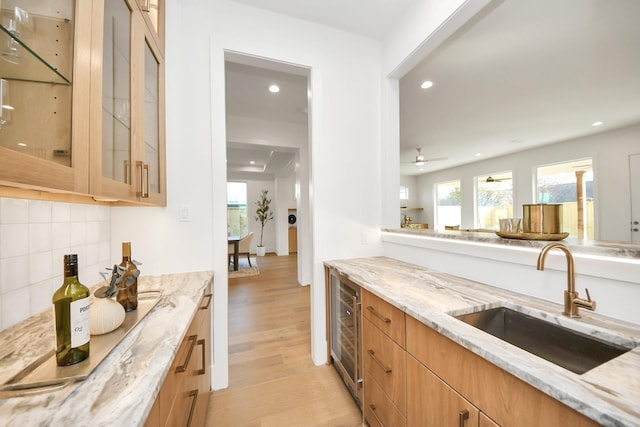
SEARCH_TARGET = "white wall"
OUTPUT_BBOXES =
[414,123,640,242]
[109,0,386,390]
[0,198,110,331]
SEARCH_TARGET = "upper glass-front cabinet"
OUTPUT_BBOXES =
[90,0,165,204]
[0,1,88,192]
[101,0,132,186]
[0,0,164,204]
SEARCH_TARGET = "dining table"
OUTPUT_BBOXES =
[228,235,240,271]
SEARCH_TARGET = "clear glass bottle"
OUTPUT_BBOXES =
[52,254,90,366]
[117,242,138,311]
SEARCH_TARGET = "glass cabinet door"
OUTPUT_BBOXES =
[0,1,86,192]
[101,0,132,185]
[143,40,159,195]
[137,0,161,38]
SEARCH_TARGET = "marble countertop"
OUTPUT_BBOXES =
[383,227,640,259]
[0,271,213,426]
[325,256,640,427]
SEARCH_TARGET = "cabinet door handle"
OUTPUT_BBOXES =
[459,409,469,427]
[197,339,206,375]
[199,293,212,310]
[186,389,198,427]
[367,349,392,373]
[175,335,198,373]
[367,306,391,323]
[136,161,150,198]
[368,404,386,427]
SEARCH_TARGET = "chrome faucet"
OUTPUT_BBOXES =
[536,243,596,318]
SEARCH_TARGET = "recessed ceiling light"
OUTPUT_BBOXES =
[269,84,280,93]
[249,160,255,165]
[2,104,14,110]
[17,142,27,147]
[420,81,433,89]
[475,152,482,157]
[592,121,604,127]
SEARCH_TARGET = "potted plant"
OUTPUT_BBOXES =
[254,189,274,256]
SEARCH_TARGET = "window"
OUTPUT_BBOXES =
[227,182,248,237]
[476,172,513,230]
[435,180,461,230]
[536,159,594,239]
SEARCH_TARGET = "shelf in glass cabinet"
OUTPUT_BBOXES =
[0,24,71,85]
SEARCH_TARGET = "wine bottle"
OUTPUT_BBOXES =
[52,254,90,366]
[117,242,138,311]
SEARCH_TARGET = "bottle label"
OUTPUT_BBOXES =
[70,297,90,347]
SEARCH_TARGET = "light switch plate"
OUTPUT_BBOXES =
[179,206,191,222]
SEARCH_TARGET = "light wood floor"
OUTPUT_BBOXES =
[205,254,362,427]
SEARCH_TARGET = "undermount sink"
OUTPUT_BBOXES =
[454,306,632,374]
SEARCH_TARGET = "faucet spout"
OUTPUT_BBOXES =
[536,243,596,318]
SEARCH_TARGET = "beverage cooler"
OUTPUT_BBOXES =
[329,270,362,407]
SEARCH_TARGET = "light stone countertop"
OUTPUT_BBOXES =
[325,256,640,427]
[0,271,213,427]
[384,227,640,259]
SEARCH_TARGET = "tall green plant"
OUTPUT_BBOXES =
[255,190,274,247]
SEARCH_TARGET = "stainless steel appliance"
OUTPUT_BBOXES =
[329,271,362,407]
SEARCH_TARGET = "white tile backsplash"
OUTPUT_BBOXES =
[0,198,111,331]
[0,224,29,258]
[28,200,52,223]
[0,198,28,224]
[0,256,29,294]
[29,223,52,254]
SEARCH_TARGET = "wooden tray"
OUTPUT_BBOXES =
[0,290,162,395]
[496,231,569,241]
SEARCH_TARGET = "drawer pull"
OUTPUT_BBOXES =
[200,293,212,310]
[367,306,391,323]
[459,409,469,427]
[367,349,392,373]
[186,389,199,427]
[175,335,198,373]
[197,339,206,375]
[368,404,386,427]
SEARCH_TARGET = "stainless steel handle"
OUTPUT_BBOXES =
[353,295,361,386]
[367,349,392,373]
[459,409,469,427]
[367,306,391,323]
[368,404,386,427]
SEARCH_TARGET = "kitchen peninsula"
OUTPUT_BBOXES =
[0,271,213,426]
[325,256,640,426]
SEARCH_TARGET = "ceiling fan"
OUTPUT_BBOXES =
[403,147,446,167]
[485,176,512,183]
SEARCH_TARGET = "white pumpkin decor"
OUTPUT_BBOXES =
[90,297,126,335]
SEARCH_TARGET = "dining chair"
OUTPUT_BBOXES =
[229,232,254,267]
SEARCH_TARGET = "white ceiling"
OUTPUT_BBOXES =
[228,0,417,40]
[225,59,308,179]
[400,0,640,175]
[224,0,640,179]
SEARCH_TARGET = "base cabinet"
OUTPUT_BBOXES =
[145,281,212,427]
[405,316,599,427]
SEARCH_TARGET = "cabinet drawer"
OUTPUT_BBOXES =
[363,317,406,414]
[405,316,599,427]
[362,290,405,347]
[364,371,406,427]
[407,355,479,427]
